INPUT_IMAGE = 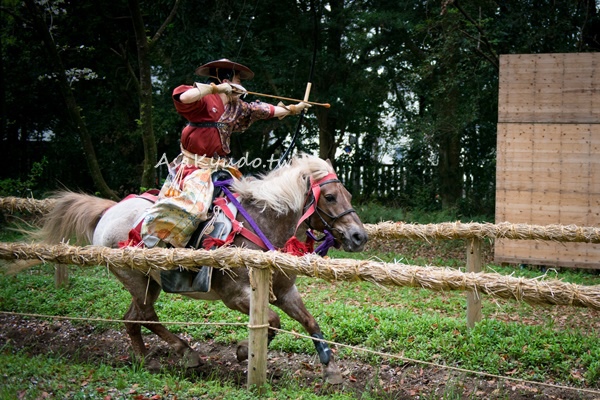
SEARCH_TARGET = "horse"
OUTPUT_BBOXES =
[29,155,368,383]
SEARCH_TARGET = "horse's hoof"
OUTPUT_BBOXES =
[183,348,201,368]
[324,362,344,385]
[236,340,249,362]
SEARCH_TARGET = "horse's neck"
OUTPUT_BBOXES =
[240,201,302,249]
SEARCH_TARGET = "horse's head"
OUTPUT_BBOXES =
[305,161,368,252]
[232,155,368,252]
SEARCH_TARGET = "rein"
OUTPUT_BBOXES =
[211,171,356,256]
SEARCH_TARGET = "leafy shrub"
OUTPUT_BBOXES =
[0,157,48,197]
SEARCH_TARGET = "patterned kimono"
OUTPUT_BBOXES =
[141,86,274,248]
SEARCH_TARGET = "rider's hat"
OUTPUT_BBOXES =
[195,58,255,80]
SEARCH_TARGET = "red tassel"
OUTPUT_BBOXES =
[203,236,227,250]
[283,236,313,256]
[118,228,144,248]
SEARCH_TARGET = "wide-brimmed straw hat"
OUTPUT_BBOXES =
[195,58,255,80]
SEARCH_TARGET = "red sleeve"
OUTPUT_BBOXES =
[172,85,225,122]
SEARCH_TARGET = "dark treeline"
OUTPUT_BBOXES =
[1,0,598,214]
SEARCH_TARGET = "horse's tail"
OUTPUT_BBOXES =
[3,191,117,275]
[32,191,117,245]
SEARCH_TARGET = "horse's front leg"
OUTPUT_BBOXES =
[273,283,344,384]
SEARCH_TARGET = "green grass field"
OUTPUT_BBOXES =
[1,221,600,399]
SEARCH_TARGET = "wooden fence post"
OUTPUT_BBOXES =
[466,238,482,328]
[247,267,270,391]
[55,264,69,288]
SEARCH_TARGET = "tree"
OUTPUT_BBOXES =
[22,0,117,199]
[2,0,598,215]
[125,0,180,189]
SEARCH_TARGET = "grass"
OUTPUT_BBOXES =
[1,348,365,400]
[2,262,600,396]
[353,201,493,225]
[1,218,600,398]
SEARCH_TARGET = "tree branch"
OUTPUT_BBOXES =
[453,0,499,70]
[110,45,140,92]
[458,29,500,70]
[150,0,182,46]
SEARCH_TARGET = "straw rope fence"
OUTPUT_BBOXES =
[2,196,600,312]
[3,195,600,243]
[368,221,600,243]
[2,196,600,390]
[1,242,599,310]
[0,196,56,215]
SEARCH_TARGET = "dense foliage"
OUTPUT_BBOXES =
[1,0,599,213]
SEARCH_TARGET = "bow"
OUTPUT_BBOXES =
[277,0,318,168]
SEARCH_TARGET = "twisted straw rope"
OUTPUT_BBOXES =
[2,197,600,243]
[365,221,600,243]
[0,196,56,215]
[1,242,599,310]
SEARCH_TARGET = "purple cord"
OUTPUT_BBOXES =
[312,230,339,257]
[215,179,339,256]
[214,179,276,251]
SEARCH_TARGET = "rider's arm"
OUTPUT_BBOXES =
[273,102,311,119]
[179,82,232,104]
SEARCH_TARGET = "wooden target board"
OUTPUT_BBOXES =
[495,53,600,269]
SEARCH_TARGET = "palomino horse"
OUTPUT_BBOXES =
[32,155,367,383]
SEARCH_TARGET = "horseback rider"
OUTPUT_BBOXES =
[141,58,310,249]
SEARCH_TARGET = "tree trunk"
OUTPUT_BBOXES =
[436,87,462,209]
[438,130,462,209]
[581,0,600,51]
[316,108,337,163]
[23,0,117,200]
[128,0,157,189]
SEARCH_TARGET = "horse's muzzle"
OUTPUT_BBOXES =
[341,226,368,252]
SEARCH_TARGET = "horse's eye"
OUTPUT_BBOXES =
[324,194,336,202]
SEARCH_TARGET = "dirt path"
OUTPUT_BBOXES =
[1,313,596,399]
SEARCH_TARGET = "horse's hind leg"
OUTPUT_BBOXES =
[216,287,281,362]
[112,269,201,369]
[122,301,149,359]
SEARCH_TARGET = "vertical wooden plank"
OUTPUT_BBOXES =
[54,264,69,288]
[247,267,270,392]
[495,54,600,269]
[466,238,482,328]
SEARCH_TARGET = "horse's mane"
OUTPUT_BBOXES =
[232,155,334,215]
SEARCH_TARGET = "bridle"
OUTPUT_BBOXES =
[212,171,356,256]
[299,173,357,234]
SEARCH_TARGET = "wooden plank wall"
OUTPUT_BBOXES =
[495,53,600,269]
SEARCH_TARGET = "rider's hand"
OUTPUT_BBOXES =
[213,82,232,95]
[192,82,232,98]
[288,102,312,115]
[229,83,247,95]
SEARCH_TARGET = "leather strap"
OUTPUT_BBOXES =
[212,196,269,250]
[294,172,338,233]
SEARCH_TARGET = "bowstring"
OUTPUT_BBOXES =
[234,0,260,60]
[277,0,319,168]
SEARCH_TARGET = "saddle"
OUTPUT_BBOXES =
[160,170,236,294]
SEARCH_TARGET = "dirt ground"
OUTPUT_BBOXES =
[1,313,598,400]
